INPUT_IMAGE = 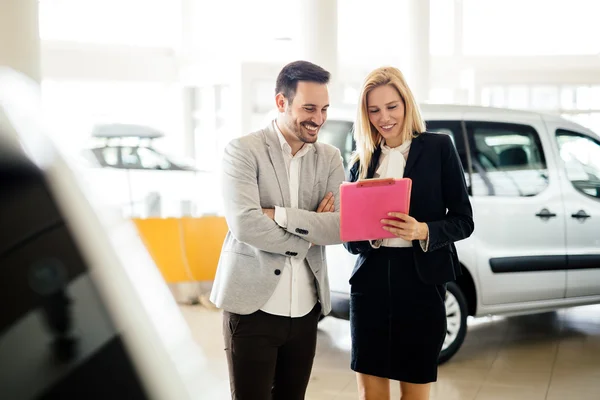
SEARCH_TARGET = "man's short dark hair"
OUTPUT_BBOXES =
[275,60,330,104]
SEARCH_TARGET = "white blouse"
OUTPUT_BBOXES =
[370,140,429,251]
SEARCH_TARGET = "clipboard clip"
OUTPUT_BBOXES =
[356,178,396,188]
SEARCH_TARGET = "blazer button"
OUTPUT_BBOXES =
[274,269,281,276]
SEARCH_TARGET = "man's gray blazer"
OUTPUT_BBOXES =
[210,121,345,315]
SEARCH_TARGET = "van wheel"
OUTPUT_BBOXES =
[438,281,468,364]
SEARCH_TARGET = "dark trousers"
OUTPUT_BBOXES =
[223,303,321,400]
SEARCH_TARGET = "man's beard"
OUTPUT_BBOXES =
[284,112,319,144]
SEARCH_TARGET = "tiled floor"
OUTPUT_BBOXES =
[179,304,600,399]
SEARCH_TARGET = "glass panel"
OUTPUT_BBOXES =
[137,148,171,170]
[507,86,529,109]
[576,86,592,111]
[591,86,600,109]
[468,122,549,197]
[121,147,141,169]
[556,130,600,199]
[481,86,505,108]
[102,147,119,167]
[561,87,577,110]
[531,86,559,110]
[427,127,455,146]
[426,121,470,183]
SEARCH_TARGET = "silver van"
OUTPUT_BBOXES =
[319,105,600,363]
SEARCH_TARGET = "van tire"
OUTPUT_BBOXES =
[438,281,468,364]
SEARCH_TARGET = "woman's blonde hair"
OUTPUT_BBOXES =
[351,66,426,179]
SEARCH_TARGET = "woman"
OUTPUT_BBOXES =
[344,67,474,400]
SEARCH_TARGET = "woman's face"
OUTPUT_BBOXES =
[366,84,406,147]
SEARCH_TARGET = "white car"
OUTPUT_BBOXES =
[319,105,600,363]
[82,124,221,217]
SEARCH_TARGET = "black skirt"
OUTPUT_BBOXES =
[349,246,447,384]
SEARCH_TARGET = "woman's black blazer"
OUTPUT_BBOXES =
[344,132,475,285]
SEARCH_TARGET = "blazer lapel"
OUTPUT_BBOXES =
[298,146,317,209]
[264,123,291,207]
[404,134,424,177]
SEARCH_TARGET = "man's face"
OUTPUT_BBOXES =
[278,81,329,145]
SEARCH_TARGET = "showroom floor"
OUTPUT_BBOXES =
[179,303,600,400]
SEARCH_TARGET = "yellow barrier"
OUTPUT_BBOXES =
[132,216,228,283]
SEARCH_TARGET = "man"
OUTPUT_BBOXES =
[210,60,345,399]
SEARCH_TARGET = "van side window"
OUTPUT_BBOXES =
[425,121,471,193]
[137,147,172,170]
[425,121,468,170]
[101,147,119,167]
[556,130,600,199]
[120,147,142,169]
[318,120,470,176]
[466,122,549,197]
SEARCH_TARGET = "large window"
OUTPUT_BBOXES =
[463,0,600,56]
[136,148,171,170]
[467,122,549,197]
[426,121,465,167]
[189,85,234,172]
[556,130,600,199]
[427,120,472,192]
[121,147,142,169]
[97,147,118,167]
[480,84,600,135]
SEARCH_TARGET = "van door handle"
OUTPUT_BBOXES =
[571,210,591,220]
[535,208,557,219]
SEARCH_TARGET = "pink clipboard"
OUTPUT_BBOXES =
[340,178,412,242]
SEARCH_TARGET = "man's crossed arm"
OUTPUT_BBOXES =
[223,140,343,258]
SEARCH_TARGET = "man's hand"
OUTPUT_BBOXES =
[262,208,275,220]
[316,192,335,213]
[381,212,429,241]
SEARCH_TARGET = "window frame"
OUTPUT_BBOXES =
[465,121,550,197]
[555,129,600,201]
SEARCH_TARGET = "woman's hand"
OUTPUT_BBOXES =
[381,212,429,241]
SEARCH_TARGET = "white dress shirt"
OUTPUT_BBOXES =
[371,140,429,251]
[260,121,318,318]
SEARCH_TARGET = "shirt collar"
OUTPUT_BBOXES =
[381,139,412,154]
[273,120,313,157]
